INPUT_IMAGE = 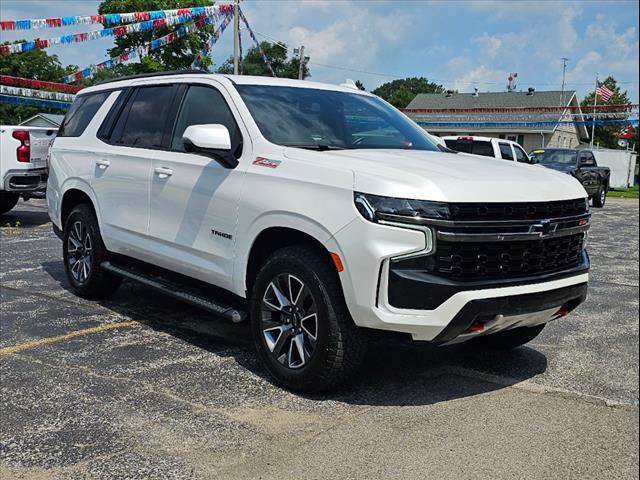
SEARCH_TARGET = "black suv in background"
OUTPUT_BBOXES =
[529,148,611,208]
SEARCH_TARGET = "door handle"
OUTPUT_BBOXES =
[96,159,110,169]
[154,167,173,179]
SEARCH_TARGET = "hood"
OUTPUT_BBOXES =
[283,148,587,203]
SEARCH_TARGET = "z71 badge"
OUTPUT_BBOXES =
[253,157,281,168]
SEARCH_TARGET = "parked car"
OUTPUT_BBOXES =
[442,135,531,163]
[529,148,610,208]
[47,72,591,392]
[1,125,55,214]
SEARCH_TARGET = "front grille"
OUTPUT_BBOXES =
[447,199,588,221]
[426,233,585,281]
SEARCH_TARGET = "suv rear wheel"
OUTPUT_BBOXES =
[63,204,121,299]
[250,245,366,392]
[473,324,545,350]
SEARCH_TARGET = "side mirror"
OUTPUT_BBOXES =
[182,124,238,169]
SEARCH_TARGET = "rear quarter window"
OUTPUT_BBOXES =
[57,92,110,137]
[109,85,177,149]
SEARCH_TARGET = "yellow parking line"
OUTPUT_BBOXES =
[0,320,141,356]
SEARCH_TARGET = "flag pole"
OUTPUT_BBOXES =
[590,73,598,148]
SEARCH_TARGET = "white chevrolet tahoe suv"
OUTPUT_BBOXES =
[47,72,591,392]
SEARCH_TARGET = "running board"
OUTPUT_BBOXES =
[101,261,246,323]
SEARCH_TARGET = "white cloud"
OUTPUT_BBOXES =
[449,64,508,93]
[586,14,637,59]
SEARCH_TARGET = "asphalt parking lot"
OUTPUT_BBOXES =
[1,198,638,480]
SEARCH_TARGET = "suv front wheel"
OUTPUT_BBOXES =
[63,204,121,299]
[250,245,366,392]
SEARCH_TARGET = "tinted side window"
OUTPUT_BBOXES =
[171,85,241,153]
[499,143,514,160]
[514,146,529,163]
[113,85,176,149]
[472,141,495,157]
[58,92,110,137]
[444,140,493,157]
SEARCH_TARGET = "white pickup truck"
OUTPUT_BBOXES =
[442,135,532,163]
[47,72,591,392]
[1,125,56,214]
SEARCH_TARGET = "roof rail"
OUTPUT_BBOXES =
[94,69,208,86]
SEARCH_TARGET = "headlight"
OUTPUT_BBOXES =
[354,192,450,223]
[354,192,439,259]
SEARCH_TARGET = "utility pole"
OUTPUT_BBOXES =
[294,46,309,80]
[233,0,239,75]
[560,57,569,102]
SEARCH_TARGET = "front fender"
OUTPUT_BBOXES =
[233,210,356,296]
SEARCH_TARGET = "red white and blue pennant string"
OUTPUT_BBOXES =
[239,8,276,77]
[191,13,233,69]
[0,95,71,110]
[64,15,216,83]
[0,85,75,102]
[416,119,639,128]
[1,11,220,55]
[0,5,231,30]
[0,75,83,93]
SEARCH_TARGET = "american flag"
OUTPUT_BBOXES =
[596,81,614,102]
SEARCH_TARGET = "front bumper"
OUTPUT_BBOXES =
[326,215,589,342]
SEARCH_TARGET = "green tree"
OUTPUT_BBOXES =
[97,0,216,73]
[0,45,77,124]
[216,41,310,79]
[371,77,444,108]
[580,76,631,149]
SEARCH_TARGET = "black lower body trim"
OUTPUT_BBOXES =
[432,282,588,343]
[388,251,589,310]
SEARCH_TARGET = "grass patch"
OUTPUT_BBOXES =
[608,185,639,198]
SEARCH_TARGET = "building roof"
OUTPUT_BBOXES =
[405,90,589,138]
[19,113,64,127]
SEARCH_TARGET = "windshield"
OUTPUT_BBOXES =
[530,149,577,165]
[235,85,439,151]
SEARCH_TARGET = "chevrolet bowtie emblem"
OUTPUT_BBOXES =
[529,220,558,237]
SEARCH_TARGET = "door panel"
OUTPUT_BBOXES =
[147,83,247,290]
[92,84,178,254]
[148,151,241,288]
[91,144,153,251]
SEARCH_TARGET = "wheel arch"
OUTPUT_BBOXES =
[244,226,335,298]
[60,183,99,228]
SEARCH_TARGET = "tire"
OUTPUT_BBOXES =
[63,204,121,299]
[250,245,367,392]
[592,185,606,208]
[473,324,545,350]
[0,192,19,215]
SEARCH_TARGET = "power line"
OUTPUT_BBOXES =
[250,31,640,87]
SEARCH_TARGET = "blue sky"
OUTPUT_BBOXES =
[1,0,638,103]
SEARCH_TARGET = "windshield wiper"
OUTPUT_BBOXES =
[286,144,350,151]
